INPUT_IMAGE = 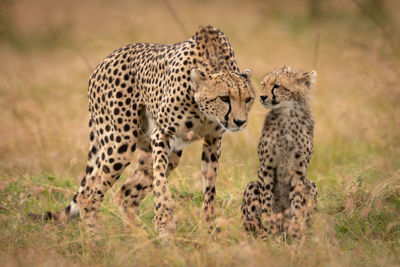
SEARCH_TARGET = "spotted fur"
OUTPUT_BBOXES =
[241,66,318,241]
[30,25,255,237]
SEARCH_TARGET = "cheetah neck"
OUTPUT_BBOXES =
[271,101,311,118]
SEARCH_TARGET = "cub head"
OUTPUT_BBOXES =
[191,68,255,132]
[260,65,316,110]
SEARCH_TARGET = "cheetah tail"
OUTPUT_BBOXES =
[28,193,80,224]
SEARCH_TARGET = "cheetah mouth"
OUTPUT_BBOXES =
[260,99,279,109]
[219,120,242,133]
[228,128,240,133]
[260,101,273,108]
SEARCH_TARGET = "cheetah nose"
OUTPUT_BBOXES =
[260,95,268,102]
[233,119,246,127]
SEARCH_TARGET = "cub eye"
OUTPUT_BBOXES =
[219,96,230,103]
[245,97,253,104]
[272,84,280,89]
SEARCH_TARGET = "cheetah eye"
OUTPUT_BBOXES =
[272,84,280,89]
[245,97,253,104]
[219,96,230,103]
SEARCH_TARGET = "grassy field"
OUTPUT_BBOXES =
[1,0,400,266]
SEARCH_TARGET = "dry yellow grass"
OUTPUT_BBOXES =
[1,0,399,266]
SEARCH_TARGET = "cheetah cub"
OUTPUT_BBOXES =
[241,66,318,241]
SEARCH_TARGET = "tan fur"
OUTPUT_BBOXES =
[31,25,255,237]
[241,66,318,241]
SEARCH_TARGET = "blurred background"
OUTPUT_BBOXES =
[0,0,399,176]
[0,0,399,265]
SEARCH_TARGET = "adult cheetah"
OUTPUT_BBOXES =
[241,66,318,241]
[31,25,255,237]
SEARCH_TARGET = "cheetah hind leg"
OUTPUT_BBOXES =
[115,149,182,224]
[77,103,143,236]
[115,150,153,223]
[77,140,136,236]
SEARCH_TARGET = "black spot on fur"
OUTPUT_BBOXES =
[118,144,128,153]
[210,153,217,162]
[201,152,209,163]
[86,166,93,174]
[103,165,110,174]
[65,205,71,214]
[185,121,193,129]
[81,177,87,186]
[44,211,53,220]
[125,189,131,197]
[131,143,136,152]
[113,163,123,171]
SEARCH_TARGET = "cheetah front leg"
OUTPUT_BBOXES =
[303,177,318,213]
[258,166,280,237]
[302,177,318,228]
[151,129,175,236]
[201,135,222,224]
[287,174,308,240]
[241,181,264,235]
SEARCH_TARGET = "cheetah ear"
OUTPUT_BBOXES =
[239,69,251,81]
[298,70,317,89]
[190,68,207,90]
[282,65,291,72]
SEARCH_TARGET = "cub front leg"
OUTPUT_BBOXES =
[201,135,222,222]
[301,176,318,229]
[151,129,175,236]
[258,167,280,237]
[241,181,264,235]
[303,177,318,213]
[288,175,308,240]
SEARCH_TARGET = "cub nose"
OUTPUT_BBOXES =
[260,95,268,102]
[233,119,246,127]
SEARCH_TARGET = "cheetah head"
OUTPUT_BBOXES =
[260,66,316,110]
[191,68,255,132]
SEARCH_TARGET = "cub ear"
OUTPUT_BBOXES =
[239,69,251,81]
[298,70,317,89]
[190,68,207,90]
[282,65,291,72]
